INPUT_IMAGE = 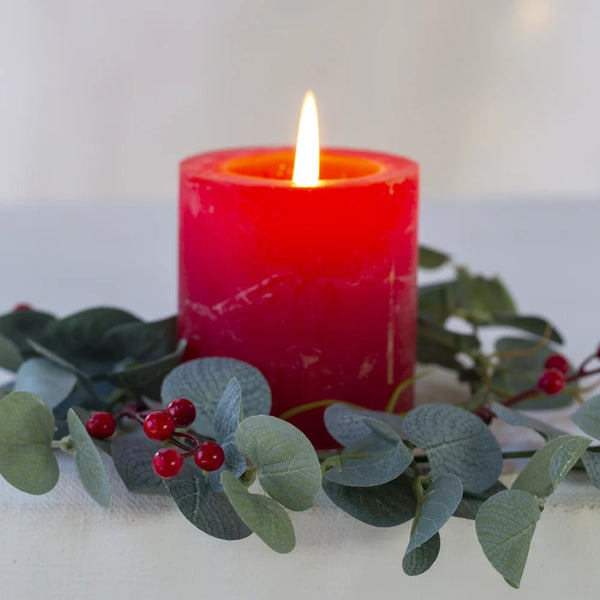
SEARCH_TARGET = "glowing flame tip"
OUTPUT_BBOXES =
[292,90,320,186]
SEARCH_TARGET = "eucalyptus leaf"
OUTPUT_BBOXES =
[102,339,186,391]
[0,310,55,353]
[163,462,252,540]
[402,404,502,493]
[570,395,600,440]
[221,470,295,553]
[491,402,565,441]
[418,245,451,269]
[453,481,507,520]
[476,489,540,588]
[324,419,413,487]
[418,281,456,325]
[0,391,58,494]
[322,474,416,527]
[512,435,590,502]
[110,429,166,495]
[581,449,600,488]
[102,316,177,362]
[162,357,271,438]
[324,403,404,446]
[214,378,245,478]
[402,533,440,576]
[406,473,463,555]
[67,409,111,507]
[236,415,321,511]
[0,333,23,371]
[14,358,77,409]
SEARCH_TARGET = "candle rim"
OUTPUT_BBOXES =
[181,146,418,189]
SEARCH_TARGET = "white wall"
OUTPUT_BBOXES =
[1,0,599,203]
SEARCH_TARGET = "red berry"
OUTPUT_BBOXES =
[537,368,566,394]
[152,448,183,478]
[194,441,225,472]
[544,353,570,375]
[86,412,116,439]
[166,398,196,428]
[474,406,494,425]
[12,303,32,312]
[143,411,175,441]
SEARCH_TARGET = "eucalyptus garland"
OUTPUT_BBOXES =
[1,246,599,589]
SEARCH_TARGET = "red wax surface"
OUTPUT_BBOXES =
[179,147,419,448]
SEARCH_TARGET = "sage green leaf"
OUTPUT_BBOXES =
[221,471,295,553]
[406,473,462,555]
[214,378,245,478]
[418,245,450,269]
[324,419,413,487]
[0,310,55,353]
[110,429,166,495]
[103,339,186,390]
[570,395,600,440]
[402,404,502,493]
[102,316,177,362]
[492,402,565,441]
[162,357,271,438]
[0,391,58,494]
[454,481,507,520]
[67,409,111,507]
[44,307,140,361]
[512,435,590,502]
[324,403,403,446]
[417,319,480,369]
[476,489,540,588]
[236,415,321,511]
[418,281,456,325]
[323,474,416,527]
[163,463,252,540]
[14,358,77,408]
[482,314,563,343]
[0,332,23,371]
[402,533,440,576]
[581,449,600,488]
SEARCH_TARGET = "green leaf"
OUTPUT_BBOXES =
[111,429,166,495]
[324,419,413,487]
[418,245,451,269]
[406,474,463,555]
[483,314,563,344]
[162,357,271,438]
[512,435,590,502]
[491,402,565,441]
[418,281,456,325]
[322,474,416,527]
[324,403,403,446]
[221,471,295,553]
[44,307,140,361]
[453,481,507,520]
[102,316,178,362]
[581,449,600,488]
[102,339,186,390]
[403,404,502,493]
[402,533,440,576]
[0,310,55,354]
[0,391,58,494]
[0,332,23,371]
[570,395,600,440]
[214,378,245,478]
[163,463,252,540]
[14,358,77,409]
[236,415,321,511]
[417,319,480,370]
[66,409,112,507]
[476,489,540,588]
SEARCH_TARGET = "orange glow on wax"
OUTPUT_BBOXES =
[292,90,320,186]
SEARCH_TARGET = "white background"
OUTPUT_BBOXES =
[1,0,600,204]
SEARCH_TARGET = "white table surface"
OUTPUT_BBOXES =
[0,199,599,599]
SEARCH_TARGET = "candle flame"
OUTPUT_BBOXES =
[292,90,320,186]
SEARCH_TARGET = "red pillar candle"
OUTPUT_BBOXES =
[179,147,418,448]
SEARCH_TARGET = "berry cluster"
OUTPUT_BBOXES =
[537,353,570,395]
[85,397,225,480]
